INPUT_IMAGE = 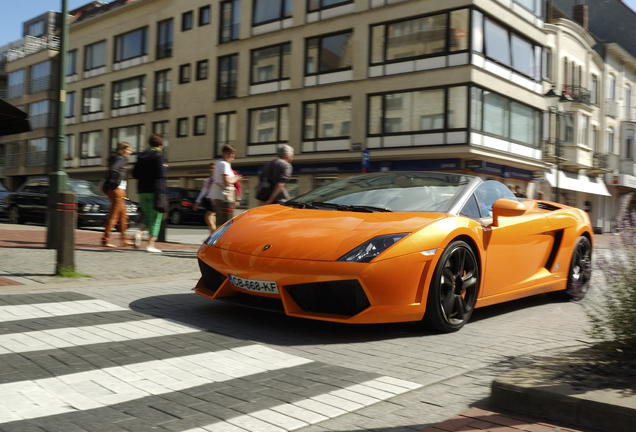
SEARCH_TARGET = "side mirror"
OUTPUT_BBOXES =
[492,198,526,227]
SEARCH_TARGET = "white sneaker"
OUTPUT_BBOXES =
[146,247,162,253]
[134,231,142,249]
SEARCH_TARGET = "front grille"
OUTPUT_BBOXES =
[198,259,226,293]
[222,292,285,313]
[285,280,370,317]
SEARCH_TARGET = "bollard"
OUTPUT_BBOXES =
[56,190,77,274]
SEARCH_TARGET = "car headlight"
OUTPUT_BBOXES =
[82,204,91,212]
[337,233,409,263]
[93,205,100,212]
[204,220,233,246]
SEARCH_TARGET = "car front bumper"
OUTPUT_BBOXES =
[194,244,440,324]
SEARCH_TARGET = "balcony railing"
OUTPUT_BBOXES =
[593,153,608,169]
[4,35,60,62]
[563,85,591,105]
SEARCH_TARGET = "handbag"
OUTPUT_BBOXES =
[154,193,168,213]
[255,179,272,202]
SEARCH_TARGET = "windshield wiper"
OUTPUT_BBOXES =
[309,202,392,212]
[283,201,317,209]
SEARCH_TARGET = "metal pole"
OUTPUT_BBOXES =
[555,110,560,203]
[46,0,74,272]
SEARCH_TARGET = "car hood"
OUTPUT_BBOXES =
[215,205,447,261]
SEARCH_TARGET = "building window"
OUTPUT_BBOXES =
[253,0,291,26]
[220,0,240,43]
[67,50,77,76]
[580,114,589,146]
[542,48,552,81]
[25,138,49,166]
[27,20,46,37]
[157,19,173,59]
[194,115,207,135]
[82,85,104,114]
[608,127,615,153]
[112,75,146,109]
[303,98,351,140]
[114,27,148,63]
[217,54,238,99]
[249,105,289,144]
[85,40,107,71]
[608,73,616,100]
[471,87,539,147]
[196,60,209,80]
[626,85,632,120]
[65,134,75,160]
[590,75,598,104]
[371,9,468,65]
[182,10,194,31]
[30,61,53,93]
[80,130,102,158]
[215,112,237,157]
[484,19,510,66]
[369,89,448,135]
[29,100,53,129]
[7,69,25,99]
[179,64,191,84]
[199,5,211,26]
[308,0,351,12]
[306,31,353,75]
[154,69,171,109]
[251,42,290,84]
[152,121,170,150]
[110,124,145,154]
[65,92,76,118]
[177,118,189,137]
[470,13,542,81]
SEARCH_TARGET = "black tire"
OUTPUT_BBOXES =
[548,236,591,301]
[424,240,480,333]
[169,208,182,225]
[8,206,23,224]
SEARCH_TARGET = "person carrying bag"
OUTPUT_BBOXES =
[212,145,242,227]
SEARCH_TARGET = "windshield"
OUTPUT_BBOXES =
[69,180,105,197]
[288,172,472,213]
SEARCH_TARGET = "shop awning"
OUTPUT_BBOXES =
[544,168,610,196]
[0,98,30,136]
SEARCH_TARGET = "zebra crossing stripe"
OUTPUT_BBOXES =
[0,318,201,354]
[0,299,127,322]
[189,376,422,432]
[0,344,314,423]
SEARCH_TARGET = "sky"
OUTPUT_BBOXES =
[2,0,636,46]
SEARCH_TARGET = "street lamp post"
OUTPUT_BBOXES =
[545,87,573,203]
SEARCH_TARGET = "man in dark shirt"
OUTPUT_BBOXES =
[259,145,294,205]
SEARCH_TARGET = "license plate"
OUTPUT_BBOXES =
[229,275,279,294]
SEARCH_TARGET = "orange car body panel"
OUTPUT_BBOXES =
[195,199,593,324]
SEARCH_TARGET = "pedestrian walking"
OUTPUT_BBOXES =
[537,190,546,200]
[514,185,527,198]
[132,134,168,253]
[256,144,294,205]
[212,145,242,227]
[101,141,134,248]
[194,162,216,234]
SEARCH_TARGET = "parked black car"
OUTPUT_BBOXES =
[5,177,140,227]
[167,187,206,225]
[0,182,10,218]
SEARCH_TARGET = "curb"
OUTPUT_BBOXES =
[491,360,636,432]
[0,272,202,292]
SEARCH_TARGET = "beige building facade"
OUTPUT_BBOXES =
[0,0,625,232]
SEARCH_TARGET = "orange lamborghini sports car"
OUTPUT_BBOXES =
[195,172,593,332]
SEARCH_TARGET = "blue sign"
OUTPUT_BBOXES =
[361,150,370,168]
